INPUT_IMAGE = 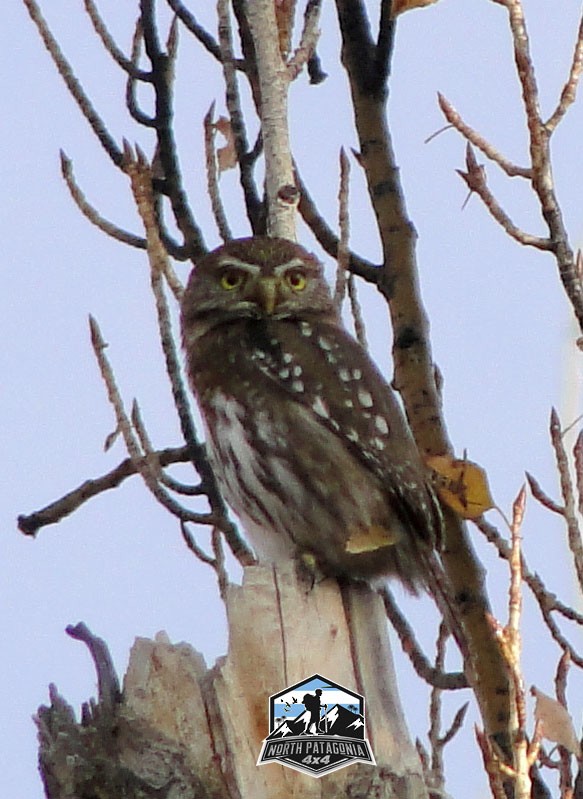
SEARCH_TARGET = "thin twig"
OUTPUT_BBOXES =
[287,0,322,81]
[331,149,368,349]
[126,20,156,127]
[180,521,216,565]
[457,144,552,251]
[427,622,449,792]
[475,726,507,799]
[17,445,190,536]
[60,151,147,250]
[295,166,381,282]
[348,274,368,349]
[508,487,526,646]
[525,470,565,515]
[123,145,253,565]
[334,148,350,309]
[217,0,263,232]
[22,0,123,166]
[573,429,583,520]
[475,515,583,667]
[165,0,235,65]
[554,652,575,797]
[437,93,531,178]
[140,0,206,257]
[211,526,230,601]
[131,401,204,496]
[89,315,216,527]
[66,623,121,709]
[380,586,468,690]
[550,408,583,590]
[489,571,536,798]
[166,16,179,64]
[83,0,152,81]
[123,144,184,298]
[441,702,469,748]
[181,525,230,601]
[545,10,583,133]
[204,103,232,242]
[502,0,583,331]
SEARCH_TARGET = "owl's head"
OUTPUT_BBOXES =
[181,237,339,341]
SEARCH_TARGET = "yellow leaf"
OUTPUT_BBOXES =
[391,0,440,18]
[345,524,398,554]
[426,455,494,519]
[531,687,582,757]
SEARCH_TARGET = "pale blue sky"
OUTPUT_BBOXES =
[4,1,583,796]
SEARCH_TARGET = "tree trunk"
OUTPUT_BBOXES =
[37,565,428,798]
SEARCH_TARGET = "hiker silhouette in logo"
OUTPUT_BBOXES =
[302,689,327,735]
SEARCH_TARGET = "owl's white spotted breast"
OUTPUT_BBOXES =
[202,392,300,561]
[201,386,410,572]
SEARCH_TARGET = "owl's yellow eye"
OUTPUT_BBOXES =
[220,269,245,291]
[285,269,307,292]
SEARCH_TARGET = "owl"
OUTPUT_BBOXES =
[181,237,442,592]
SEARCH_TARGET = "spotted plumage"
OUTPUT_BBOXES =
[181,236,442,591]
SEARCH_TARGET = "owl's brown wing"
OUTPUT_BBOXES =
[243,317,442,547]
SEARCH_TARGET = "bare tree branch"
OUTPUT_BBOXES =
[83,0,152,81]
[500,0,583,330]
[204,103,232,243]
[22,0,123,167]
[89,314,217,528]
[217,0,264,232]
[550,408,583,590]
[380,586,468,690]
[247,0,298,238]
[125,20,157,127]
[165,0,232,65]
[335,0,513,757]
[18,445,190,536]
[131,401,203,496]
[295,165,381,281]
[475,515,583,667]
[140,0,206,257]
[438,93,532,178]
[545,10,583,133]
[456,144,552,250]
[287,0,322,81]
[333,148,350,309]
[525,470,565,515]
[60,151,148,250]
[66,623,121,709]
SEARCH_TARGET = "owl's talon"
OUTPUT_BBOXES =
[295,551,325,591]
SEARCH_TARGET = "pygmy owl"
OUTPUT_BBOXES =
[181,237,442,592]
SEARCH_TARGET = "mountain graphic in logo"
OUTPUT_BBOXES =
[257,673,375,777]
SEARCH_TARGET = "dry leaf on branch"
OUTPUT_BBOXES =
[213,116,237,173]
[531,686,582,757]
[426,455,495,519]
[275,0,296,57]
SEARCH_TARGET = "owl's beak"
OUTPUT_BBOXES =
[255,276,279,315]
